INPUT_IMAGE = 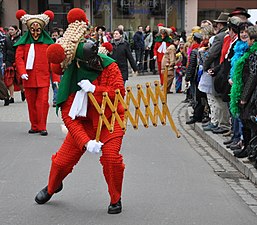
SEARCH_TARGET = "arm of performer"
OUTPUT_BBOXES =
[61,94,92,151]
[15,45,27,79]
[92,62,125,103]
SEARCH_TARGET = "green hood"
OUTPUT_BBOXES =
[56,42,115,114]
[14,30,54,46]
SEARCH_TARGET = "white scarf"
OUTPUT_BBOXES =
[68,90,88,120]
[157,41,167,53]
[26,43,35,70]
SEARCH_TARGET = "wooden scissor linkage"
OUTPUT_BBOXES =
[88,67,181,141]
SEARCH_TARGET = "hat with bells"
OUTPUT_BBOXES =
[46,8,89,74]
[98,42,113,55]
[16,9,54,28]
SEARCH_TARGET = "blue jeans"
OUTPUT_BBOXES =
[231,116,243,142]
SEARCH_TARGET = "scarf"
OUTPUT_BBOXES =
[112,37,124,46]
[230,42,257,117]
[230,40,249,79]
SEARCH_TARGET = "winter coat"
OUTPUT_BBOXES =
[203,26,227,71]
[110,38,138,81]
[133,31,144,50]
[240,51,257,120]
[3,33,21,68]
[185,43,199,82]
[161,44,176,75]
[144,32,153,49]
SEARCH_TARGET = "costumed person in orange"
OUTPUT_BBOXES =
[35,8,126,214]
[14,9,59,136]
[153,26,172,85]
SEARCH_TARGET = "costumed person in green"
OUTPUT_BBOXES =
[15,9,60,136]
[153,26,172,85]
[35,8,126,214]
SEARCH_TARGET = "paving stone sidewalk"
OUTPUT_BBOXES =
[186,107,257,185]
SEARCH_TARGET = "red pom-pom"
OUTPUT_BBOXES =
[46,44,65,64]
[102,42,113,53]
[44,10,54,21]
[67,8,88,24]
[16,9,26,20]
[51,63,63,75]
[170,26,176,33]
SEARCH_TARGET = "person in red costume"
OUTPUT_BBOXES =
[14,9,60,136]
[34,8,126,214]
[153,26,172,85]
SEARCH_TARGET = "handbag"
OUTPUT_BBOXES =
[3,67,15,87]
[247,136,257,161]
[213,62,227,94]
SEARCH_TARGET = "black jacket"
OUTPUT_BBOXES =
[133,31,144,50]
[185,48,198,82]
[110,38,138,81]
[240,51,257,120]
[3,33,21,68]
[203,26,227,71]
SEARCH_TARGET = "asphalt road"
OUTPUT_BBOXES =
[0,75,257,225]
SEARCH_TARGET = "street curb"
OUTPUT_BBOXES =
[186,108,257,185]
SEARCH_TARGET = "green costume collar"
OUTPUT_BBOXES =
[13,30,54,46]
[230,42,257,116]
[56,42,115,114]
[155,35,172,43]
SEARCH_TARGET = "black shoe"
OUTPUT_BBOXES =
[152,70,157,75]
[35,183,63,204]
[21,91,26,101]
[108,199,122,214]
[226,141,237,148]
[212,127,230,134]
[40,130,48,136]
[181,99,189,103]
[9,97,14,103]
[28,129,39,134]
[230,141,243,151]
[234,148,248,158]
[52,102,56,107]
[202,117,210,123]
[4,98,9,106]
[186,117,201,125]
[223,139,233,145]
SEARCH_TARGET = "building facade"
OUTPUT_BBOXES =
[1,0,257,34]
